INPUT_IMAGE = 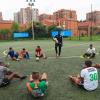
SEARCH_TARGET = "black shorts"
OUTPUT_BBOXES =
[40,79,46,82]
[55,43,62,47]
[0,78,10,87]
[78,84,86,90]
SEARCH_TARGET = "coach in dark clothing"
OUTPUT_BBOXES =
[53,32,63,57]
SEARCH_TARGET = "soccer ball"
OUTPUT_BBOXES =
[53,38,58,43]
[36,57,39,61]
[16,58,20,61]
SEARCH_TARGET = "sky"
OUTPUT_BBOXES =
[0,0,100,20]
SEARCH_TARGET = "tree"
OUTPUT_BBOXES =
[34,22,48,38]
[26,22,48,38]
[93,26,98,34]
[48,25,62,37]
[47,25,57,37]
[0,29,11,40]
[11,22,19,32]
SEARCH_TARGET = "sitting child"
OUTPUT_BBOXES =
[20,48,30,59]
[68,60,98,91]
[35,46,47,59]
[0,60,27,87]
[83,44,96,59]
[7,47,19,61]
[26,72,48,97]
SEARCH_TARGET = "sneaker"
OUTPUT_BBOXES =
[56,54,58,57]
[44,56,47,59]
[87,57,90,59]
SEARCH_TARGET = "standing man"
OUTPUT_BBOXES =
[53,31,63,57]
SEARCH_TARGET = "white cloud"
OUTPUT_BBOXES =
[0,0,100,20]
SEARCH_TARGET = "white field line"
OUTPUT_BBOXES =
[1,52,100,59]
[1,42,96,55]
[31,42,100,54]
[1,42,100,59]
[29,42,92,54]
[1,50,80,59]
[3,50,7,56]
[30,52,99,59]
[2,42,88,55]
[30,56,80,59]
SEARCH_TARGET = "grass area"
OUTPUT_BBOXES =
[0,40,100,100]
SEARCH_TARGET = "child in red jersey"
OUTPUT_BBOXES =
[35,46,47,59]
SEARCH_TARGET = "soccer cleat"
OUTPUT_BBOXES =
[56,54,58,57]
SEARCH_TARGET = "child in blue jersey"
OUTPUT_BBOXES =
[7,47,19,61]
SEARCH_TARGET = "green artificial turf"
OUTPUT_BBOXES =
[0,40,100,100]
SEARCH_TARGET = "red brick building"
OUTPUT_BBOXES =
[53,9,78,36]
[0,20,12,40]
[0,20,27,40]
[0,20,12,29]
[53,9,77,21]
[54,18,78,36]
[39,9,78,36]
[39,14,53,21]
[78,21,95,36]
[0,20,26,31]
[86,11,100,26]
[40,19,54,26]
[39,14,54,26]
[78,11,100,36]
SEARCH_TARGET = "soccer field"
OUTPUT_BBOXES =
[0,40,100,100]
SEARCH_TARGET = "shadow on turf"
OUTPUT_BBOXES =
[26,93,46,100]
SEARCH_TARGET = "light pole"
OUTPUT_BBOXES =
[70,9,72,40]
[26,0,35,40]
[90,4,93,41]
[63,21,66,30]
